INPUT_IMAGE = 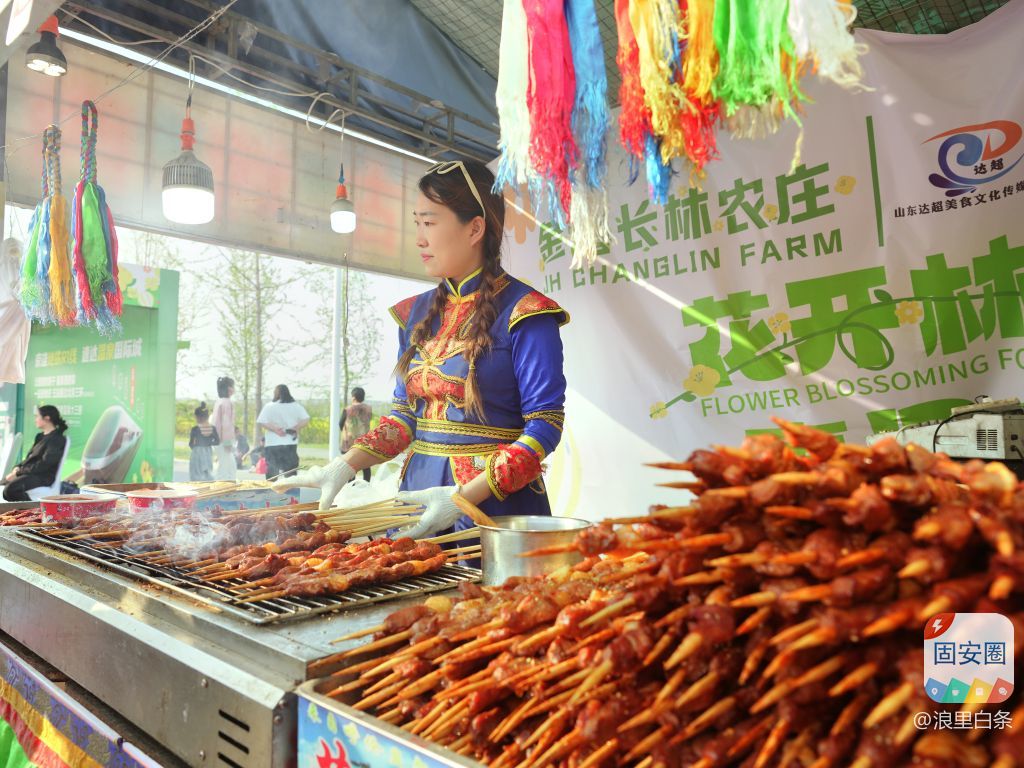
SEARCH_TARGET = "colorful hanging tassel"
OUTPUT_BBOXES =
[494,0,534,191]
[614,0,653,177]
[71,100,121,333]
[19,126,61,323]
[491,0,867,212]
[566,0,612,266]
[523,0,577,225]
[630,0,689,164]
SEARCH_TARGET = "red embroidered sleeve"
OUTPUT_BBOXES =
[485,443,543,501]
[388,296,418,329]
[508,291,569,331]
[353,415,413,460]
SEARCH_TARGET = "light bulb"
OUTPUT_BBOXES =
[330,196,356,234]
[162,117,215,225]
[162,186,215,225]
[25,18,66,78]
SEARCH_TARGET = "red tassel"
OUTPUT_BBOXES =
[615,0,651,163]
[523,0,577,216]
[680,98,721,170]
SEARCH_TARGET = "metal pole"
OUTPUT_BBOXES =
[328,264,343,459]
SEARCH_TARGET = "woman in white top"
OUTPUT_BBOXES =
[210,376,237,481]
[256,384,309,481]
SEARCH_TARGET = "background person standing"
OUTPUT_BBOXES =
[339,387,372,482]
[211,376,237,481]
[256,384,309,481]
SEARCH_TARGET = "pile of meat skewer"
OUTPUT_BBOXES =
[0,508,43,526]
[37,500,472,600]
[328,419,1023,767]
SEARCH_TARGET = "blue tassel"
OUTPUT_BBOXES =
[570,81,610,190]
[566,0,609,192]
[644,135,671,205]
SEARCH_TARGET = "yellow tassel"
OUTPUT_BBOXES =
[47,193,76,325]
[682,0,717,104]
[789,125,804,174]
[630,0,688,162]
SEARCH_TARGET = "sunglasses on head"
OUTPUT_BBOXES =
[426,161,486,218]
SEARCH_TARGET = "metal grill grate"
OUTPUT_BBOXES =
[976,428,1000,452]
[15,529,480,626]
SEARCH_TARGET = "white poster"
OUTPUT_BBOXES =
[505,1,1024,520]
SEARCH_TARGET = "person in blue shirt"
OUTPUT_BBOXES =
[279,160,568,538]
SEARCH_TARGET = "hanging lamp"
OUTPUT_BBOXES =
[26,16,67,77]
[162,57,214,225]
[330,113,356,234]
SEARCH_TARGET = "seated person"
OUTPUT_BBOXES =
[2,405,68,501]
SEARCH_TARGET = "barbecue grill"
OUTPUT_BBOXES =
[0,528,480,767]
[16,527,479,625]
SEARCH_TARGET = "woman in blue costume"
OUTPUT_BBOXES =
[280,159,568,539]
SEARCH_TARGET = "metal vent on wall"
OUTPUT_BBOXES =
[976,428,999,452]
[217,709,251,768]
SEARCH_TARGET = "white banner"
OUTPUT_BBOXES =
[505,1,1024,520]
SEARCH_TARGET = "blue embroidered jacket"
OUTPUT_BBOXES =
[354,268,568,517]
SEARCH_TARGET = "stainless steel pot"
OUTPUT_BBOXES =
[479,515,591,586]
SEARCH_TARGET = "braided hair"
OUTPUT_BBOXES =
[396,160,506,420]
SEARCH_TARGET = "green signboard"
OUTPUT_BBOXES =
[22,264,179,484]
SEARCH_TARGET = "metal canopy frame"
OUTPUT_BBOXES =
[60,0,499,163]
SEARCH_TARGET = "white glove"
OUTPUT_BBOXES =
[272,457,356,511]
[396,486,463,539]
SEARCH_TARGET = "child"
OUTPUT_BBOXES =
[244,437,266,475]
[188,403,220,482]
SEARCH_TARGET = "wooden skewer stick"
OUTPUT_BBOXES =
[451,492,499,528]
[829,662,879,697]
[898,559,931,579]
[863,681,913,728]
[444,544,482,557]
[664,631,703,669]
[730,591,777,609]
[329,624,385,645]
[917,595,952,621]
[769,617,818,646]
[236,589,286,603]
[336,630,412,659]
[644,460,692,470]
[423,527,480,544]
[736,606,773,635]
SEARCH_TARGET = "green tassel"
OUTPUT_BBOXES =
[713,0,797,112]
[19,206,43,314]
[81,183,109,305]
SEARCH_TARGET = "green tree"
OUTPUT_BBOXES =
[126,230,213,381]
[305,262,382,410]
[217,249,302,439]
